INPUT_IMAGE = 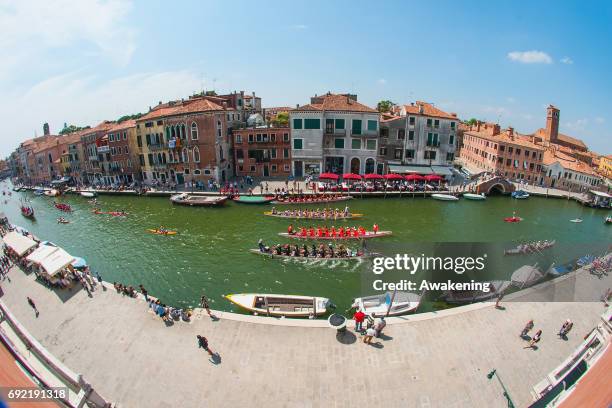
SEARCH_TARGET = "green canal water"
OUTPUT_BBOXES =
[1,181,610,313]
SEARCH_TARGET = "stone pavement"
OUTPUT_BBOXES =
[1,265,610,408]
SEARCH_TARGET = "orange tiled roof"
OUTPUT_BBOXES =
[139,97,227,121]
[402,101,458,120]
[534,128,587,149]
[543,149,599,176]
[294,93,377,113]
[108,120,136,133]
[464,129,544,150]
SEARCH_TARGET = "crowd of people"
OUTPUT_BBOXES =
[270,207,352,219]
[520,318,575,349]
[273,194,349,204]
[257,240,363,259]
[287,224,379,238]
[352,309,387,345]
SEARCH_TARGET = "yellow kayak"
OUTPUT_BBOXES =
[146,229,178,236]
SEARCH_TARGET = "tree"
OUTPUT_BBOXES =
[59,124,90,135]
[465,118,478,126]
[205,90,217,96]
[377,100,395,113]
[272,111,289,127]
[116,113,143,123]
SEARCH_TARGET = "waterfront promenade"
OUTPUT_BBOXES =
[1,261,610,407]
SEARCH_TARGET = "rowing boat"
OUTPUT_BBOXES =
[249,248,375,261]
[146,229,178,235]
[93,210,127,216]
[171,193,228,206]
[224,293,333,317]
[463,193,486,201]
[232,195,276,204]
[272,196,352,205]
[352,291,422,316]
[263,211,363,220]
[504,240,555,255]
[431,194,459,201]
[278,230,392,240]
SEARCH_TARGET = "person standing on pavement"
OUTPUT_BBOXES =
[374,317,386,337]
[27,297,38,317]
[200,295,213,318]
[197,335,216,359]
[353,309,365,333]
[363,327,376,345]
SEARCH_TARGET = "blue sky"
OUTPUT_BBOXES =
[1,0,610,156]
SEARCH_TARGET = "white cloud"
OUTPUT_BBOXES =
[594,117,605,124]
[507,50,553,64]
[376,78,387,85]
[0,70,205,155]
[560,56,574,65]
[0,0,135,79]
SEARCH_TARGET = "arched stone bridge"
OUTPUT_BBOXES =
[475,176,516,195]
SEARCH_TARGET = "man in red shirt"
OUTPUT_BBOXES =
[353,309,365,333]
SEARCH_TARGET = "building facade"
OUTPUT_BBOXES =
[233,126,291,178]
[542,149,602,191]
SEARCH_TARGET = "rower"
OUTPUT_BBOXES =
[287,224,294,235]
[271,207,277,215]
[373,224,379,234]
[358,226,366,236]
[344,206,350,216]
[258,239,266,252]
[300,227,307,237]
[308,227,315,237]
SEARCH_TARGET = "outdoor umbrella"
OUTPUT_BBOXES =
[383,173,404,180]
[364,173,384,180]
[342,173,362,181]
[405,174,425,182]
[319,173,339,180]
[424,174,443,182]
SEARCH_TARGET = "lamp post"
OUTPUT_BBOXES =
[487,369,515,408]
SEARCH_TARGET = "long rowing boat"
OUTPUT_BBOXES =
[278,230,392,240]
[263,211,363,220]
[249,248,375,261]
[271,196,352,205]
[504,240,555,255]
[170,193,227,207]
[224,293,333,317]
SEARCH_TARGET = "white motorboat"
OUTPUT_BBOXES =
[80,191,97,198]
[511,265,544,289]
[44,189,59,197]
[170,193,227,206]
[224,293,333,317]
[569,218,583,223]
[441,280,511,304]
[351,291,421,317]
[463,193,486,201]
[431,193,459,201]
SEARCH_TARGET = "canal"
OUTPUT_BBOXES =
[1,182,610,313]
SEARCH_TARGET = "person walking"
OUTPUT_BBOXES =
[200,295,213,318]
[558,320,573,337]
[520,320,534,337]
[525,329,542,349]
[366,312,375,330]
[197,335,216,358]
[353,309,365,333]
[27,297,38,317]
[363,327,376,345]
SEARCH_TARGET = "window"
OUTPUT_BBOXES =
[397,129,405,140]
[137,135,142,147]
[284,165,290,171]
[446,152,455,161]
[380,128,389,137]
[148,153,153,165]
[182,148,189,163]
[283,149,289,158]
[394,149,402,159]
[516,149,521,155]
[191,122,198,140]
[270,134,276,142]
[405,149,415,159]
[367,120,377,132]
[424,151,436,160]
[194,169,201,175]
[352,119,362,135]
[335,119,345,129]
[293,139,303,150]
[236,135,242,144]
[293,118,303,129]
[524,150,530,157]
[256,134,262,142]
[270,149,277,159]
[508,147,513,154]
[450,122,456,129]
[351,139,361,149]
[271,165,277,172]
[409,116,415,125]
[248,134,254,143]
[204,169,211,175]
[449,135,455,145]
[236,149,244,159]
[366,140,376,150]
[145,134,151,145]
[379,147,387,155]
[304,119,320,129]
[427,118,432,127]
[250,166,256,172]
[500,145,505,152]
[193,147,200,163]
[139,155,145,166]
[157,120,163,126]
[334,138,345,149]
[506,159,511,166]
[283,133,289,142]
[408,130,414,140]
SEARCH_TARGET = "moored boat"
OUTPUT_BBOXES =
[511,190,529,199]
[44,189,60,197]
[170,193,227,206]
[279,230,391,240]
[431,193,459,201]
[352,291,422,316]
[463,193,486,201]
[510,265,544,288]
[272,195,353,205]
[569,218,583,223]
[224,293,333,317]
[605,216,611,224]
[33,189,45,196]
[249,248,375,261]
[440,280,511,304]
[232,195,276,204]
[80,191,97,198]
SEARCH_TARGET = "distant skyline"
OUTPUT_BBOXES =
[0,0,610,156]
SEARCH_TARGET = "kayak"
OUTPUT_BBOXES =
[263,211,363,220]
[504,217,523,223]
[233,196,276,204]
[146,229,178,236]
[279,231,392,240]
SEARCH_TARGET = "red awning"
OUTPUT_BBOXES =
[319,173,339,180]
[383,173,404,180]
[405,174,425,181]
[364,173,384,180]
[342,173,362,180]
[424,174,443,182]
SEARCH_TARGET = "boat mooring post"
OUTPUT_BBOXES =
[385,289,397,318]
[312,297,317,317]
[264,296,270,317]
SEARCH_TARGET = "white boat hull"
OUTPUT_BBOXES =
[431,194,459,201]
[225,293,331,317]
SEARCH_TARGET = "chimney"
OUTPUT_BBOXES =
[476,121,481,132]
[492,124,501,136]
[450,113,457,118]
[158,101,162,105]
[43,123,50,136]
[222,101,227,110]
[418,103,424,114]
[296,104,300,108]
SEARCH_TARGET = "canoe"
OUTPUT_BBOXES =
[278,230,392,240]
[263,211,363,220]
[441,280,511,304]
[57,218,70,224]
[232,195,276,204]
[80,191,96,198]
[224,293,333,317]
[463,193,486,201]
[93,210,127,216]
[352,291,421,316]
[146,229,178,236]
[272,196,352,205]
[20,207,35,218]
[249,248,375,261]
[431,194,459,201]
[170,193,227,206]
[504,217,522,223]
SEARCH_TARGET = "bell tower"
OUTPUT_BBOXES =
[545,105,559,143]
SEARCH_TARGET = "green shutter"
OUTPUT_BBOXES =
[304,119,320,129]
[352,119,362,135]
[293,139,303,149]
[367,120,377,131]
[366,140,376,150]
[334,138,345,149]
[449,135,454,145]
[351,138,361,149]
[293,118,303,129]
[335,119,345,129]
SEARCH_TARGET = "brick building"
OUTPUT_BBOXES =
[233,126,291,178]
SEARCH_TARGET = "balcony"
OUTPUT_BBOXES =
[324,128,346,136]
[426,141,441,148]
